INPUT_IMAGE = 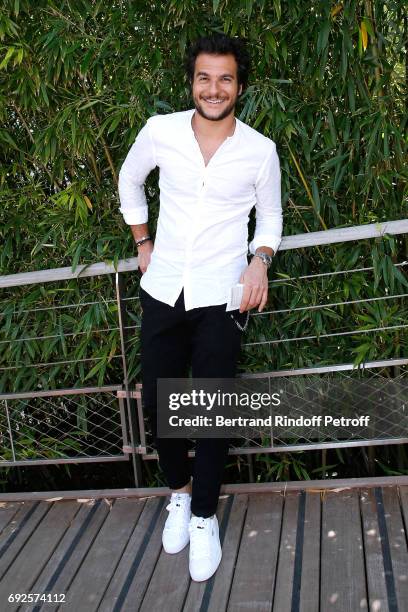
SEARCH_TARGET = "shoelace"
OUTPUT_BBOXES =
[189,517,212,559]
[165,495,190,531]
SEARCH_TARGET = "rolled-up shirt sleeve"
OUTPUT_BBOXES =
[118,118,157,225]
[248,142,283,255]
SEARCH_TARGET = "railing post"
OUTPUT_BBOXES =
[115,271,143,487]
[4,400,16,463]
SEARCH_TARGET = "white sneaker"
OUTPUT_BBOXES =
[188,514,222,581]
[162,492,191,554]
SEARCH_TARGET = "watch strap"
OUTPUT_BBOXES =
[254,252,273,268]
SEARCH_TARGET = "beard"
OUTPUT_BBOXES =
[193,95,238,121]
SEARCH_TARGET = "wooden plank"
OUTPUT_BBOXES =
[97,497,162,612]
[279,219,408,251]
[2,220,407,288]
[0,502,39,549]
[299,492,321,612]
[399,485,408,539]
[138,497,228,612]
[63,498,142,612]
[0,502,50,581]
[0,489,172,502]
[0,501,80,610]
[0,502,24,534]
[320,489,367,611]
[273,491,300,611]
[2,475,408,502]
[0,258,140,289]
[381,486,408,610]
[21,499,112,611]
[227,492,283,611]
[27,499,110,611]
[182,494,246,612]
[115,498,168,611]
[360,488,390,612]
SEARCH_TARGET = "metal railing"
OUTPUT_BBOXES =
[134,359,408,459]
[1,219,407,487]
[0,386,127,466]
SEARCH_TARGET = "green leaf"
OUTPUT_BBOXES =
[71,241,83,272]
[0,47,15,70]
[78,99,100,111]
[80,49,94,76]
[392,265,408,289]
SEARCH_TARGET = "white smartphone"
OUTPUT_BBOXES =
[225,283,244,311]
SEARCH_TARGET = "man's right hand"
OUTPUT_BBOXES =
[137,240,153,274]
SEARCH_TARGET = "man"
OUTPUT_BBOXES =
[118,34,282,582]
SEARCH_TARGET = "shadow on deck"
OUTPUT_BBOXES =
[0,478,408,611]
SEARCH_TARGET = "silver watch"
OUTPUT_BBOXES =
[254,252,273,269]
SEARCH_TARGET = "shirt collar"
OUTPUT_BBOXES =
[188,108,240,143]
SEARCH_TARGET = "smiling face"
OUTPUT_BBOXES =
[192,53,243,122]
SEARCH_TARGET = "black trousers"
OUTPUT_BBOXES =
[140,287,246,518]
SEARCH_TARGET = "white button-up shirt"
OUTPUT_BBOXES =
[118,108,282,310]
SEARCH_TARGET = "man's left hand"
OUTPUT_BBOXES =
[239,258,269,313]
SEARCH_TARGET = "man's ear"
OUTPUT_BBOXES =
[238,84,243,97]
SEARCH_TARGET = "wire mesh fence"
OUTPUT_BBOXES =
[135,360,408,459]
[0,386,128,466]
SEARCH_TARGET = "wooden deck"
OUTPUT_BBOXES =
[0,483,408,611]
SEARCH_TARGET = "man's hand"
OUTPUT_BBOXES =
[137,240,153,274]
[239,257,268,313]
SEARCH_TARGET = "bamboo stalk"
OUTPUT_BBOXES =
[90,106,118,186]
[88,150,101,185]
[79,79,118,186]
[364,0,384,107]
[286,140,328,231]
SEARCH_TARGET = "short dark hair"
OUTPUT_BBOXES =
[185,34,251,90]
